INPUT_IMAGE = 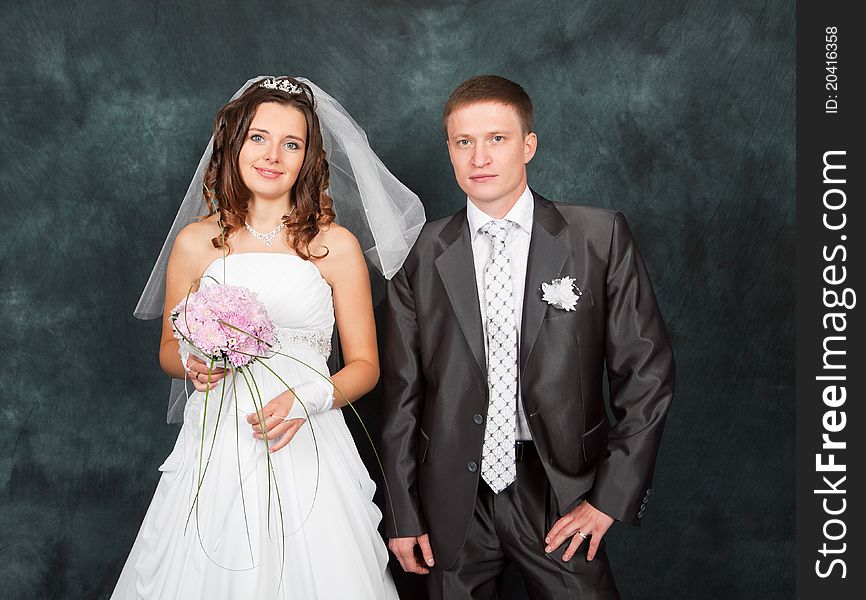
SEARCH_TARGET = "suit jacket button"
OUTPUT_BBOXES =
[467,461,478,472]
[640,503,647,511]
[473,414,484,425]
[637,510,644,518]
[646,489,652,496]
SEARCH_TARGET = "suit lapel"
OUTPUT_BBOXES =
[520,193,569,372]
[435,209,487,375]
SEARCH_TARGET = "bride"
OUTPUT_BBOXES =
[111,77,423,599]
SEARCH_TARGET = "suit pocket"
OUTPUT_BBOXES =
[418,428,430,463]
[544,289,594,320]
[581,417,609,463]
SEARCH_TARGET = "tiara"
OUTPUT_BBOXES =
[259,77,303,95]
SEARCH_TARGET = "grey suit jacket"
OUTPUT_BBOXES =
[381,191,675,569]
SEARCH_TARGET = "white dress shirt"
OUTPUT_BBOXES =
[466,186,534,440]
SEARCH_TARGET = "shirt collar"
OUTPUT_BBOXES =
[466,186,534,238]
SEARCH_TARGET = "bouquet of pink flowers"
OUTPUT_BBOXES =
[170,280,290,554]
[171,283,278,367]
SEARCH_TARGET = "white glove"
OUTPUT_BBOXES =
[284,379,335,421]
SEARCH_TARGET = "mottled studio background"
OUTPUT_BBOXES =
[0,1,794,598]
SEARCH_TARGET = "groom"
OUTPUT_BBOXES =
[381,75,674,599]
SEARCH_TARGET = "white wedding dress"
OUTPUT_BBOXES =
[112,253,398,599]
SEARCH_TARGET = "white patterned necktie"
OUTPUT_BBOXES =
[480,219,517,493]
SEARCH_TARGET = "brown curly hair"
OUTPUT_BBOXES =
[203,77,335,259]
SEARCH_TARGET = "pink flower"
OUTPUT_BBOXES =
[171,283,277,368]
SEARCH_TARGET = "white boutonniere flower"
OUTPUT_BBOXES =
[541,276,583,311]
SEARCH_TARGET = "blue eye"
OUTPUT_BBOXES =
[284,141,299,150]
[250,134,265,143]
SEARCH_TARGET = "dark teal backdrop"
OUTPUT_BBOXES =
[0,1,794,598]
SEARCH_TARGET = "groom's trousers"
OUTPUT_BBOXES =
[427,443,621,600]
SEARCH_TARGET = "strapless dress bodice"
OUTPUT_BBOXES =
[200,252,334,335]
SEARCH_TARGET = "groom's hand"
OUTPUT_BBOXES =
[388,534,435,574]
[544,500,614,562]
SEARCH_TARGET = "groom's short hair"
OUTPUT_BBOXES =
[443,75,534,137]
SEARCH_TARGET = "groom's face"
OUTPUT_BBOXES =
[446,101,537,209]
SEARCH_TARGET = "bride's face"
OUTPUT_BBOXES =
[238,102,308,204]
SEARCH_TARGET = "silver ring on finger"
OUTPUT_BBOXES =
[578,531,588,540]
